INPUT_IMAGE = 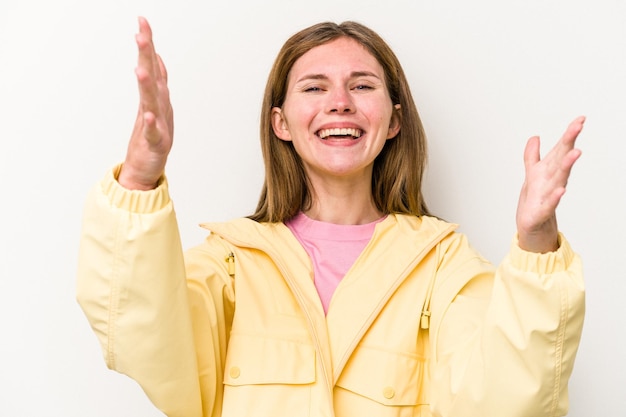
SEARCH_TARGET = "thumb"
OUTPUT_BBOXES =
[523,135,541,172]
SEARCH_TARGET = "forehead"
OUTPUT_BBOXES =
[289,37,384,81]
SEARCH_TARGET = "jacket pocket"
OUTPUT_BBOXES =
[222,333,316,417]
[334,345,427,416]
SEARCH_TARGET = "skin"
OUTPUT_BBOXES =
[119,17,585,253]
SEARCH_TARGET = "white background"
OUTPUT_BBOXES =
[0,0,624,416]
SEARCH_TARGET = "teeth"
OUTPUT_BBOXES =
[318,128,362,139]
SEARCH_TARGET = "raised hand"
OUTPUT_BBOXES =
[515,116,585,253]
[118,17,174,190]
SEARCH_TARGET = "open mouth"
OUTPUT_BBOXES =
[317,128,363,140]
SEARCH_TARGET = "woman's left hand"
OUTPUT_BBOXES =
[516,116,585,253]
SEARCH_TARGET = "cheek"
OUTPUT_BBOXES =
[284,105,318,132]
[360,96,394,125]
[368,106,394,130]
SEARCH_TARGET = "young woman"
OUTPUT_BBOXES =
[77,17,585,417]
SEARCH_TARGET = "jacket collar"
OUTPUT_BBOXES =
[201,214,454,258]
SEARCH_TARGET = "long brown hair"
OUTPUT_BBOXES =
[249,21,430,223]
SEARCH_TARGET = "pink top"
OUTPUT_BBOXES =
[285,212,385,314]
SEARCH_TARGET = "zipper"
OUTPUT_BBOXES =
[420,242,441,330]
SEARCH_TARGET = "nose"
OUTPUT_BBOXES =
[326,87,355,114]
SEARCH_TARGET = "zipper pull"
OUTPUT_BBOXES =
[420,310,431,329]
[225,252,235,277]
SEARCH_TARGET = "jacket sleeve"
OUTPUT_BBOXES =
[76,165,234,417]
[429,233,585,417]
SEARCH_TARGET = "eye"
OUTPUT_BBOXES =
[353,84,373,91]
[304,86,323,93]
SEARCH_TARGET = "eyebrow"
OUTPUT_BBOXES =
[294,71,382,84]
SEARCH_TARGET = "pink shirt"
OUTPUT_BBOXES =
[286,212,385,313]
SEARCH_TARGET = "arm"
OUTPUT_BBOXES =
[76,18,230,417]
[429,234,584,417]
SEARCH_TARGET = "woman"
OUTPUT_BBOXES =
[77,17,585,417]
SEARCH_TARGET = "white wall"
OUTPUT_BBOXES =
[0,0,623,415]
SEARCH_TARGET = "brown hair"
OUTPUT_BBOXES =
[249,21,431,222]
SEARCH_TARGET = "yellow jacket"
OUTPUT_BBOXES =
[77,167,585,417]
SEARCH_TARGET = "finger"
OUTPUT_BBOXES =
[523,135,540,172]
[562,147,582,169]
[138,16,153,39]
[557,115,586,152]
[545,126,583,209]
[154,54,173,133]
[545,116,585,170]
[135,18,161,123]
[540,186,567,216]
[565,115,586,140]
[136,17,157,79]
[135,65,159,119]
[556,148,583,186]
[157,54,168,83]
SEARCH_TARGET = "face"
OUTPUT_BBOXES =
[271,37,401,184]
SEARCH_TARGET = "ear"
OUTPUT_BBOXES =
[386,104,402,139]
[271,107,292,141]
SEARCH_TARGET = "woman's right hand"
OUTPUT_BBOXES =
[118,17,174,190]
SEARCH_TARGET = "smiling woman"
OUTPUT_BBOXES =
[76,17,585,417]
[255,21,430,224]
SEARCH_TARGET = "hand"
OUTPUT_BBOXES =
[118,17,174,190]
[516,116,585,253]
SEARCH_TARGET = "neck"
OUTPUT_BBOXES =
[304,174,383,225]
